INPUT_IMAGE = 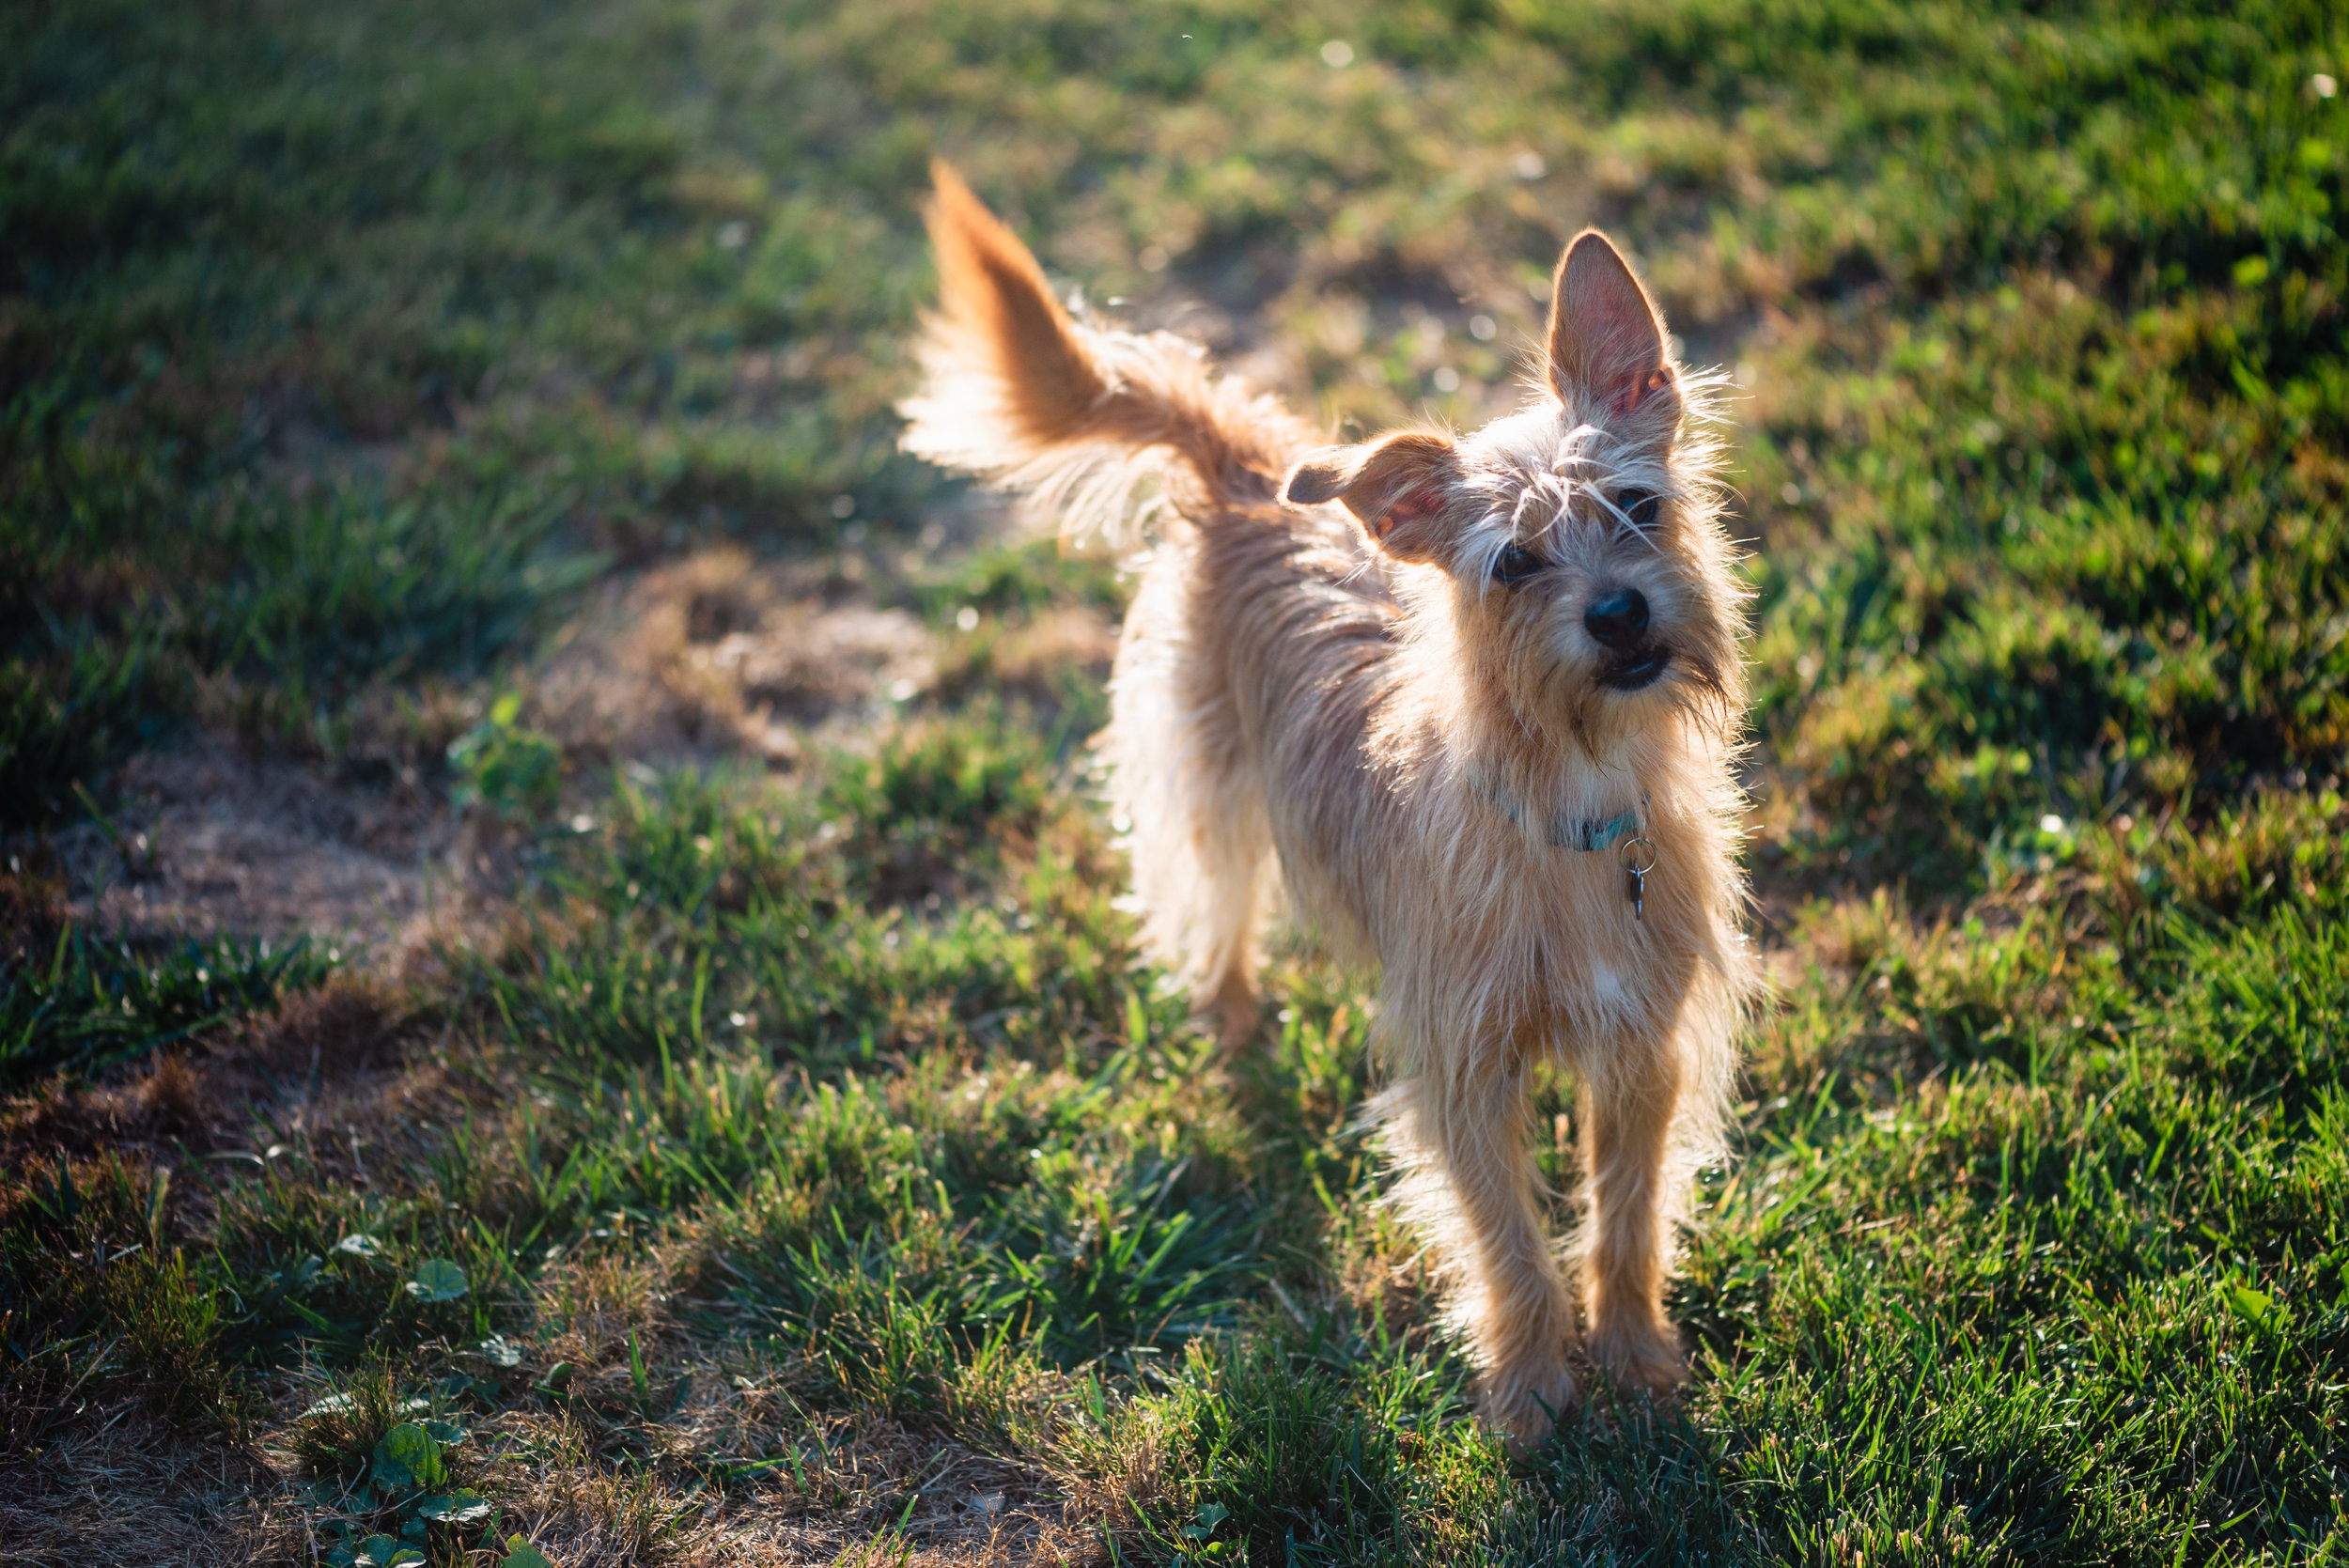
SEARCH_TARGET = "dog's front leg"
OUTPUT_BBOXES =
[1386,1060,1578,1450]
[1578,1032,1688,1398]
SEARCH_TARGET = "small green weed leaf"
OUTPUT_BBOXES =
[481,1334,523,1368]
[334,1234,383,1259]
[420,1417,468,1447]
[535,1360,573,1394]
[372,1422,444,1491]
[449,701,562,819]
[434,1372,497,1401]
[419,1489,494,1524]
[1184,1500,1232,1541]
[351,1535,421,1567]
[2228,1281,2285,1333]
[406,1258,469,1302]
[500,1537,555,1568]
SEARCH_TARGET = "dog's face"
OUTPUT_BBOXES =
[1284,230,1741,749]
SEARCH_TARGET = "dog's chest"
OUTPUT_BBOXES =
[1394,806,1693,1039]
[1516,829,1673,966]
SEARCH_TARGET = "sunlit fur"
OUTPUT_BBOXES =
[901,164,1759,1449]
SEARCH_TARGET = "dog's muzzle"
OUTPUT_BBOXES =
[1598,645,1672,691]
[1586,589,1672,691]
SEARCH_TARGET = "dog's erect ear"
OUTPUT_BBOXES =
[1283,432,1463,563]
[1546,230,1680,436]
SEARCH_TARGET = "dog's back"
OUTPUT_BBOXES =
[901,163,1410,1031]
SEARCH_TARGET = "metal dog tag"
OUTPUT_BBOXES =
[1622,836,1657,920]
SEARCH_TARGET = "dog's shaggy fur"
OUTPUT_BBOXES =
[903,164,1757,1446]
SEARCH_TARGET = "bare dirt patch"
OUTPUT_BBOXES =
[534,547,939,771]
[483,1418,1099,1567]
[27,551,957,972]
[0,1407,305,1568]
[46,737,459,962]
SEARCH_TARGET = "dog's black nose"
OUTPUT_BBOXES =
[1584,589,1650,648]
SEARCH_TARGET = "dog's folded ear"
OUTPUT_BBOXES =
[1547,230,1681,442]
[1283,432,1463,563]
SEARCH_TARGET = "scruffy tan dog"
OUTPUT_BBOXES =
[903,164,1755,1446]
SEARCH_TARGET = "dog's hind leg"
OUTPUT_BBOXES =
[1379,1055,1578,1450]
[1104,553,1270,1049]
[1169,695,1270,1051]
[1576,1032,1688,1396]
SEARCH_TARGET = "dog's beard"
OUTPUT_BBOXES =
[1508,636,1739,753]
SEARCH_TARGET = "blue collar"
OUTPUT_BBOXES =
[1484,782,1649,852]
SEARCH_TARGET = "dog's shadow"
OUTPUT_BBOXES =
[1214,983,1755,1558]
[1514,1379,1755,1560]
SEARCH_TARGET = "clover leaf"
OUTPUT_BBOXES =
[406,1258,469,1303]
[371,1421,444,1492]
[500,1536,555,1568]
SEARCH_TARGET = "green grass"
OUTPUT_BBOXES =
[0,924,334,1090]
[0,855,337,1089]
[3,0,2347,1563]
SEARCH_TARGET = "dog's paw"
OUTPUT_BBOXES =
[1477,1359,1579,1453]
[1586,1323,1688,1401]
[1206,971,1260,1054]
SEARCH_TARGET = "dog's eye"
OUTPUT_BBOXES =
[1490,545,1544,585]
[1616,489,1660,528]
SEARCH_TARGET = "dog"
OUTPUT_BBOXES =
[901,163,1756,1447]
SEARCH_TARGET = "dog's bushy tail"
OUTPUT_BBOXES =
[900,163,1312,547]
